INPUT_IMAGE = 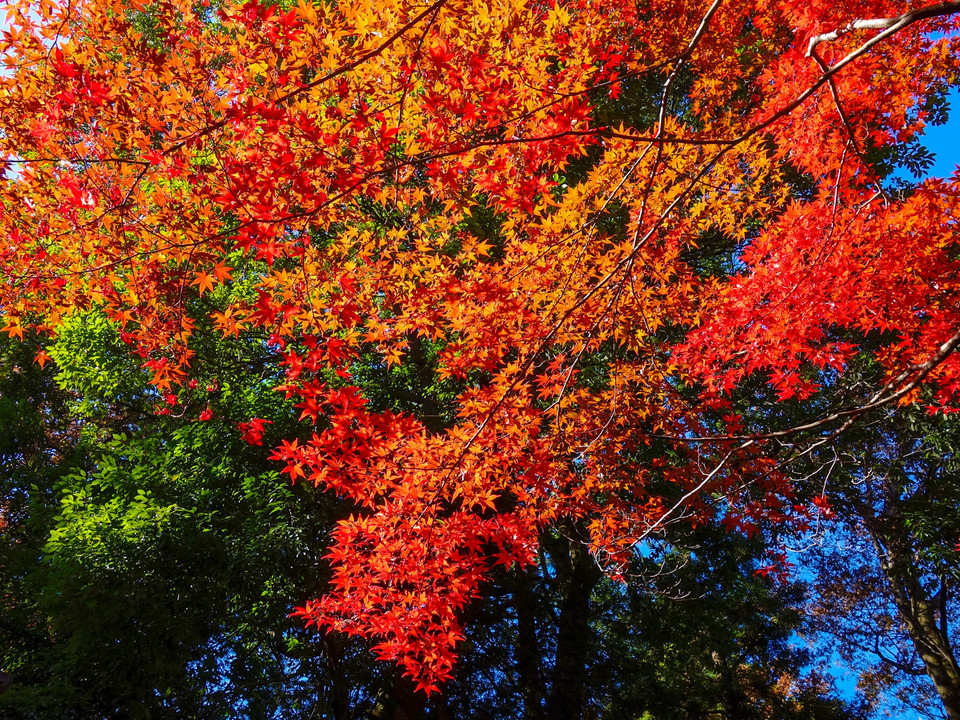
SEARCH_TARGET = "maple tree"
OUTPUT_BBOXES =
[1,0,960,693]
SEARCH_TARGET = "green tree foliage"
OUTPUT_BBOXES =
[0,319,386,719]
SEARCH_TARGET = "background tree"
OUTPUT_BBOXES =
[0,315,391,719]
[442,526,863,720]
[799,403,960,720]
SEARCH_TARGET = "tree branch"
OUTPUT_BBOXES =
[806,1,960,57]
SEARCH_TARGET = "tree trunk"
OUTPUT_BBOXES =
[545,538,602,720]
[514,566,546,720]
[865,517,960,720]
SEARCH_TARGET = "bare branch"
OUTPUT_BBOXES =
[807,1,960,56]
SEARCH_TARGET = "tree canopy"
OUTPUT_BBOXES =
[0,0,959,705]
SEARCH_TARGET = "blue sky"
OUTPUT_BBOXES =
[922,88,960,178]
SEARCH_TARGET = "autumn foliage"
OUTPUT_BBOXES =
[1,0,959,692]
